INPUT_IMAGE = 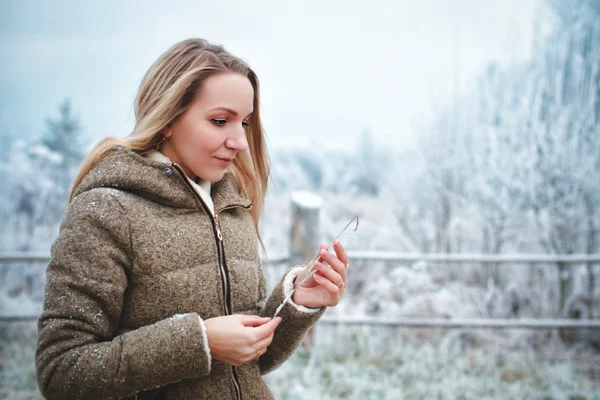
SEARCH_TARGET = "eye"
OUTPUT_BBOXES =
[242,121,250,127]
[211,118,227,126]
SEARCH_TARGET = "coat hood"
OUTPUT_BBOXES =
[73,147,252,212]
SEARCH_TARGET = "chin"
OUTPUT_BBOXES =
[205,169,226,183]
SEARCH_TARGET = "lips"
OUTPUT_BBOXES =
[215,157,233,167]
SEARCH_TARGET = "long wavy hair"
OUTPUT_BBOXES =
[70,38,271,251]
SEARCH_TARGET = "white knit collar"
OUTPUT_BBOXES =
[143,150,215,215]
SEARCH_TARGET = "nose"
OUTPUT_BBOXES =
[225,127,249,152]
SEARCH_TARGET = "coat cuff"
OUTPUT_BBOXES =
[258,266,326,375]
[196,315,212,370]
[283,266,322,313]
[169,313,212,376]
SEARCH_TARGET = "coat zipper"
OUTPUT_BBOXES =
[212,212,242,400]
[213,214,230,316]
[172,163,250,400]
[214,207,252,400]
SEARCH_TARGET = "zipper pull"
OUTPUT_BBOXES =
[214,214,223,242]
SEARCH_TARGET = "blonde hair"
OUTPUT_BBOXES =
[70,38,271,251]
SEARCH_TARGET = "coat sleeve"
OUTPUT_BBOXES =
[35,189,212,400]
[256,265,326,375]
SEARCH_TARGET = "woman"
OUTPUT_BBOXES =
[35,38,350,400]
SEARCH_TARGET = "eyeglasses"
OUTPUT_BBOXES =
[273,215,359,318]
[299,215,359,284]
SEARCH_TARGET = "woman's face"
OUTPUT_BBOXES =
[161,72,253,182]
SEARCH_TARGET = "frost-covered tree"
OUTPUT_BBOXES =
[348,129,380,196]
[40,99,86,213]
[417,0,600,317]
[0,100,85,251]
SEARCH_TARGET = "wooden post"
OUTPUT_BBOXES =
[290,191,322,352]
[290,191,323,267]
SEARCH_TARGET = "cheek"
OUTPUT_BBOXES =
[180,121,224,155]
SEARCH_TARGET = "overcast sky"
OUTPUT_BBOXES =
[0,0,541,152]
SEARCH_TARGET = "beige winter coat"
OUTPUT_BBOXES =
[36,148,325,400]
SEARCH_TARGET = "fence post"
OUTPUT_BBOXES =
[290,191,323,267]
[290,192,322,350]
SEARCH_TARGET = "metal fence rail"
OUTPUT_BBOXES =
[4,312,600,329]
[3,251,600,265]
[318,316,600,329]
[0,312,42,322]
[346,252,600,263]
[0,253,51,263]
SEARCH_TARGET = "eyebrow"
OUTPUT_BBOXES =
[210,107,253,118]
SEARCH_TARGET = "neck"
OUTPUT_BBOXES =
[159,144,197,182]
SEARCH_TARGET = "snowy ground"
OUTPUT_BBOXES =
[265,331,599,399]
[1,320,598,399]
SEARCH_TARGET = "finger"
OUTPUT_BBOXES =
[333,240,349,267]
[254,332,275,352]
[313,273,341,296]
[254,317,282,340]
[258,345,269,357]
[314,255,346,289]
[242,315,273,327]
[252,316,282,339]
[305,243,328,277]
[246,342,269,363]
[314,260,344,288]
[318,248,346,276]
[333,240,349,286]
[313,242,328,263]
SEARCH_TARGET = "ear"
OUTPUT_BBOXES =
[163,123,173,138]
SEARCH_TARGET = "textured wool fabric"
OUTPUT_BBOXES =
[36,148,326,400]
[144,150,215,215]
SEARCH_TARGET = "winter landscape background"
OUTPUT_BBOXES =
[1,0,600,399]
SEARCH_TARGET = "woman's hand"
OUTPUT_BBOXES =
[292,240,350,309]
[204,314,282,366]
